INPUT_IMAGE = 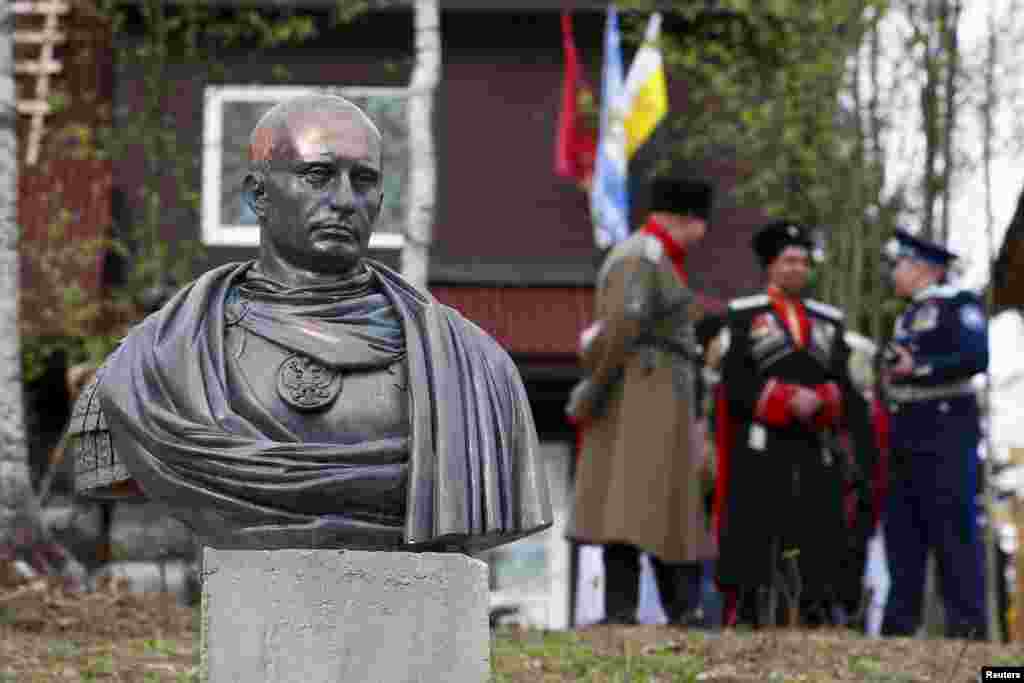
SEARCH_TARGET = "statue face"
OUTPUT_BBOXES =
[249,110,383,280]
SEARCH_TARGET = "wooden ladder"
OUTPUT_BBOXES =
[13,0,70,166]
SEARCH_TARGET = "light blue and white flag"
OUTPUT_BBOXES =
[589,5,630,249]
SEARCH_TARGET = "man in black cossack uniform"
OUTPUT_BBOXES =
[713,220,876,628]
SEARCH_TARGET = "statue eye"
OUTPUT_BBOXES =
[352,170,379,189]
[304,167,332,185]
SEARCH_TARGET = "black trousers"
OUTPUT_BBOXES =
[603,543,702,622]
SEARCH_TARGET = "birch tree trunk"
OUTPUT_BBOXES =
[938,0,960,247]
[0,2,33,533]
[403,0,440,288]
[981,9,1003,643]
[868,18,885,342]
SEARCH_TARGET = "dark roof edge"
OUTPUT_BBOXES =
[429,262,598,287]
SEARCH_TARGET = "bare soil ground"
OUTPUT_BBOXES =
[0,577,196,682]
[2,577,1024,682]
[574,623,1024,681]
[492,623,1024,682]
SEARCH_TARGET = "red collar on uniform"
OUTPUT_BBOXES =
[767,285,810,347]
[641,216,688,284]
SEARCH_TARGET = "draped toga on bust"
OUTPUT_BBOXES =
[68,260,552,553]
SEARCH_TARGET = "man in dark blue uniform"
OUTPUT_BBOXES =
[880,229,989,640]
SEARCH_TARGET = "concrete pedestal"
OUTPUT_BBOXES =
[201,548,490,683]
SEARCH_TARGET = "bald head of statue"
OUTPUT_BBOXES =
[243,94,384,287]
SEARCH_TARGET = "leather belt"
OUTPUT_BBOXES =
[887,379,976,404]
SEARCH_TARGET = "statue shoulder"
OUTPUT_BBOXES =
[440,305,522,375]
[66,365,140,500]
[67,366,107,437]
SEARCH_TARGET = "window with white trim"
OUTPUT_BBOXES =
[202,85,409,249]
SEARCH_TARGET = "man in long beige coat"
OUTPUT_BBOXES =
[567,177,716,626]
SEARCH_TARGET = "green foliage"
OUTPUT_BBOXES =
[19,194,129,380]
[617,1,908,341]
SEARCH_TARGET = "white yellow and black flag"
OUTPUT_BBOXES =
[622,12,668,161]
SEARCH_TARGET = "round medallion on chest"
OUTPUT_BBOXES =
[276,354,342,411]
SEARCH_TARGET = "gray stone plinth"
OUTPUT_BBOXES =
[201,548,490,683]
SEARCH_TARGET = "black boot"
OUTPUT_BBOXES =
[602,543,641,626]
[755,585,777,629]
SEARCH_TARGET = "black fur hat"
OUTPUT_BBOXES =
[752,219,813,267]
[649,178,714,222]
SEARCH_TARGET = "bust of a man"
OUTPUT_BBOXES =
[69,94,552,552]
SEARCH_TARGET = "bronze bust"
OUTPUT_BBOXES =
[68,95,552,552]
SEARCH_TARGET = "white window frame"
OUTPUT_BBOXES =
[202,85,408,249]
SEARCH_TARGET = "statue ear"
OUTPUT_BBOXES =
[244,173,267,218]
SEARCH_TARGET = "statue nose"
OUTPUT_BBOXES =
[329,174,356,208]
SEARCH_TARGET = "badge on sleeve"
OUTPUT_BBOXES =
[911,303,939,332]
[894,313,908,337]
[960,304,986,330]
[751,312,782,340]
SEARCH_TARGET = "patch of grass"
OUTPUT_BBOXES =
[82,654,115,677]
[144,638,179,657]
[849,655,885,676]
[491,629,703,681]
[848,656,917,683]
[993,654,1024,667]
[47,639,80,659]
[0,607,15,626]
[176,668,200,683]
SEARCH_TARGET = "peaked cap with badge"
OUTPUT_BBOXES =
[884,228,957,269]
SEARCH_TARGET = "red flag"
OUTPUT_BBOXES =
[554,10,597,188]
